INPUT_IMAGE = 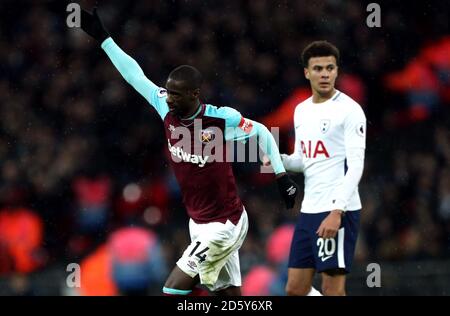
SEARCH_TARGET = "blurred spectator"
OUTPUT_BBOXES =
[0,207,46,275]
[109,227,167,295]
[72,174,112,234]
[242,265,276,296]
[265,224,295,296]
[78,226,167,296]
[78,244,118,296]
[115,179,170,225]
[266,224,294,266]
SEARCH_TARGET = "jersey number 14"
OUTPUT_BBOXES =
[189,241,209,263]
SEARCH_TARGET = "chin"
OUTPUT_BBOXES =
[318,87,333,95]
[319,86,334,94]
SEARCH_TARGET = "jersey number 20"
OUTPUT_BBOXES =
[317,238,336,258]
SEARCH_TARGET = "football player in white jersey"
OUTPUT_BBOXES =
[268,41,366,296]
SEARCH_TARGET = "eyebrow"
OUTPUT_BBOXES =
[165,88,182,95]
[312,64,335,68]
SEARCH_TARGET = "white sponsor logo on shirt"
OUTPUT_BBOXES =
[167,139,209,167]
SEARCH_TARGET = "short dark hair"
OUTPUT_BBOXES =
[301,41,340,67]
[168,65,203,90]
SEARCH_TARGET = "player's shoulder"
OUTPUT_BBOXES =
[204,104,243,127]
[334,91,363,109]
[294,95,313,116]
[334,91,365,116]
[204,104,241,118]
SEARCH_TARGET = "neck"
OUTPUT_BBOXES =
[312,88,336,103]
[181,102,202,120]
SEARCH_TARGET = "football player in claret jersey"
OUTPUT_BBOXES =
[281,41,367,296]
[78,8,300,296]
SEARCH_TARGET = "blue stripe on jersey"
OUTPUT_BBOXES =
[332,92,341,101]
[344,158,348,175]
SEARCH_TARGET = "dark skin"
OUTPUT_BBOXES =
[164,266,241,296]
[165,78,201,119]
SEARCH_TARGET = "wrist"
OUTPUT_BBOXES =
[100,36,111,47]
[98,31,110,43]
[331,209,344,217]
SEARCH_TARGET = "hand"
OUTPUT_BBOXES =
[276,173,299,209]
[80,7,110,43]
[316,210,343,239]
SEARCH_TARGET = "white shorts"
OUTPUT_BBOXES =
[176,210,248,292]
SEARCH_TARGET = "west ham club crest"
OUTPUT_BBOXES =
[200,129,215,143]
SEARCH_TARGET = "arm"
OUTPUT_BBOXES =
[281,111,304,172]
[242,119,287,176]
[215,106,299,209]
[317,106,366,239]
[223,114,286,175]
[330,148,365,211]
[101,38,169,119]
[80,8,168,119]
[330,108,366,211]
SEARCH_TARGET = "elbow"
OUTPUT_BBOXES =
[122,71,135,84]
[254,121,270,136]
[122,61,145,85]
[346,164,364,182]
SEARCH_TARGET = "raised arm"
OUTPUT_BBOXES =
[100,39,169,119]
[80,8,169,119]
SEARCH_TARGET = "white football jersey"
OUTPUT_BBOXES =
[293,90,366,214]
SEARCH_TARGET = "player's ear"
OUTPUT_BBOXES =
[304,68,310,80]
[191,88,200,99]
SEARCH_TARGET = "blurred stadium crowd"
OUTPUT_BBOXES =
[0,0,449,295]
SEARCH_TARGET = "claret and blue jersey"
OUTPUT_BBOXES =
[101,38,285,225]
[162,101,249,226]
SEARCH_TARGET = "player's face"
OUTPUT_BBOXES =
[304,56,338,96]
[165,78,199,117]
